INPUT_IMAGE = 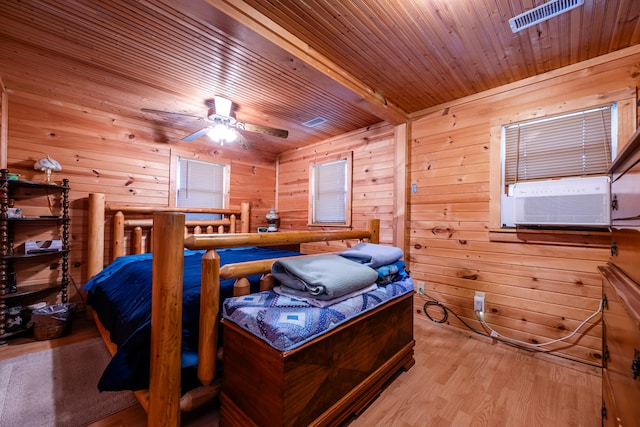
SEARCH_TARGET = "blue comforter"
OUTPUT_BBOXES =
[83,247,301,392]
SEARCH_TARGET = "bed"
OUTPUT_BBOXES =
[84,193,415,426]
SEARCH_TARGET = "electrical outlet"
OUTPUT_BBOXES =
[417,281,425,294]
[474,291,485,312]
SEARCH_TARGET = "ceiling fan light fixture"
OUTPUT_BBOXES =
[207,123,237,144]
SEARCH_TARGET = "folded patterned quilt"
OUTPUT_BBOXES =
[223,278,414,351]
[271,254,378,300]
[339,242,404,268]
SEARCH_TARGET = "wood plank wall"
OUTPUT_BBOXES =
[5,40,640,370]
[5,92,278,304]
[407,48,640,366]
[277,122,400,253]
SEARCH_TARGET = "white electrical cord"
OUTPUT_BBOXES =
[475,298,604,349]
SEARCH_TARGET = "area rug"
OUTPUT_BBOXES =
[0,338,138,427]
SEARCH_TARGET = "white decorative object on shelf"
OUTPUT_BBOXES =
[7,208,22,218]
[34,156,62,183]
[266,208,279,232]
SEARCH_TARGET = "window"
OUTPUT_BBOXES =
[500,104,616,227]
[176,157,228,219]
[309,153,352,226]
[503,105,615,184]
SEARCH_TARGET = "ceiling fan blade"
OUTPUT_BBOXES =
[236,121,288,138]
[181,127,211,142]
[234,131,251,150]
[142,108,203,120]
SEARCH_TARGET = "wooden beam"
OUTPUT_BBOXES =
[205,0,408,125]
[394,123,407,257]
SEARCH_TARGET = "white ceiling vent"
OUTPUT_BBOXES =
[509,0,584,33]
[303,117,327,127]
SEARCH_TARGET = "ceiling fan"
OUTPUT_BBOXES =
[143,96,288,149]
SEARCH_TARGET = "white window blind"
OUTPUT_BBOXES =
[176,157,226,212]
[503,105,614,185]
[312,158,348,224]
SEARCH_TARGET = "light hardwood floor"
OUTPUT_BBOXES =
[1,314,602,426]
[347,317,601,427]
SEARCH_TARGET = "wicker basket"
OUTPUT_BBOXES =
[32,303,76,340]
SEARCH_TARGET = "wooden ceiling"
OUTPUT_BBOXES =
[1,0,639,155]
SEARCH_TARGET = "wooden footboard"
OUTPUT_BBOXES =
[220,292,415,427]
[86,194,252,420]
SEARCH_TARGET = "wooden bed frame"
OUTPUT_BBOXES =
[86,193,415,426]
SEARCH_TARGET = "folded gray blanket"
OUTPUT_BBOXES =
[274,283,378,307]
[338,242,403,268]
[271,254,378,300]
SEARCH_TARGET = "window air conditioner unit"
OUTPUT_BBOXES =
[513,176,610,227]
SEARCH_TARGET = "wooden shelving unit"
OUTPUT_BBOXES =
[0,168,70,343]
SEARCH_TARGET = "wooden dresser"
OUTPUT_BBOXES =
[600,126,640,426]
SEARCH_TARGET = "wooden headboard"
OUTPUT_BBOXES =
[86,193,250,279]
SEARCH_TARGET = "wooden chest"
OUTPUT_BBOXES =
[220,292,415,427]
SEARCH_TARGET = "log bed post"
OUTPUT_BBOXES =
[112,211,125,262]
[367,218,380,244]
[133,226,143,254]
[87,193,105,280]
[240,201,250,233]
[260,273,275,292]
[148,212,185,427]
[198,249,220,386]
